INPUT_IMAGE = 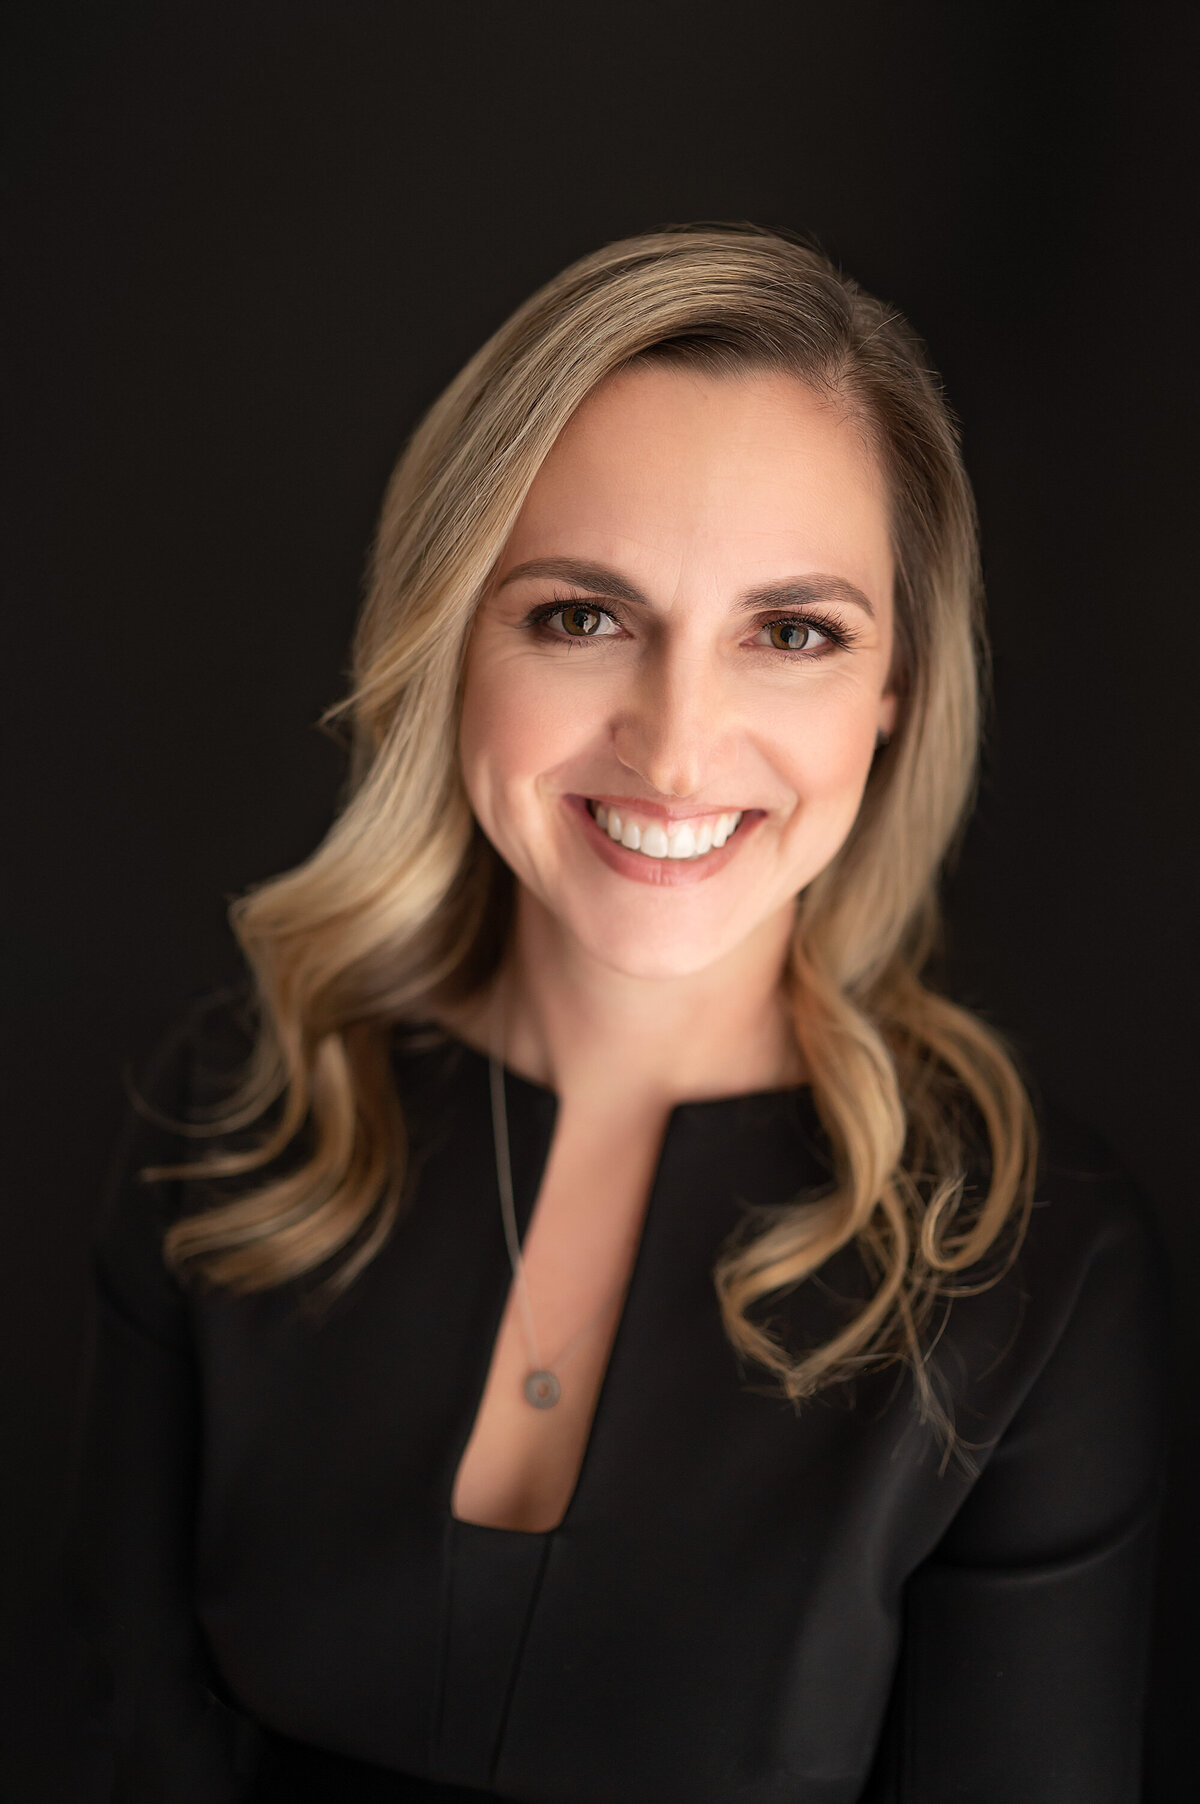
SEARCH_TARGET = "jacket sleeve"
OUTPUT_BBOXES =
[65,989,266,1803]
[861,1128,1174,1804]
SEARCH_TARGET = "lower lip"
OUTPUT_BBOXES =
[565,795,763,887]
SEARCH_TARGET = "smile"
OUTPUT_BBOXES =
[586,799,744,861]
[567,794,762,889]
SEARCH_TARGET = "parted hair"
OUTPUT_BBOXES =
[145,222,1037,1470]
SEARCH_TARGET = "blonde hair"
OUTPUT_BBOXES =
[148,223,1036,1471]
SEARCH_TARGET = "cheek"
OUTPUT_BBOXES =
[458,647,601,814]
[767,686,880,826]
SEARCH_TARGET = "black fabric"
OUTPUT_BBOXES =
[252,1727,505,1801]
[67,985,1172,1803]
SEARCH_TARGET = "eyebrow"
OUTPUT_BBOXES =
[495,556,877,620]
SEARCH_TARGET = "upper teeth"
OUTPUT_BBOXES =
[590,802,744,859]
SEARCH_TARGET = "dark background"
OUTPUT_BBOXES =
[4,2,1197,1797]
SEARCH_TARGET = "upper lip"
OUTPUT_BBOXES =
[579,794,759,824]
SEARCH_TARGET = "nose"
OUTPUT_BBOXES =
[611,640,730,800]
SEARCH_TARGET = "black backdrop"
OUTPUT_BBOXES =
[4,3,1198,1798]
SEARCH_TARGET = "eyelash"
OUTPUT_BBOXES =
[521,594,860,658]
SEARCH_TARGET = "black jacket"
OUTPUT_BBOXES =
[69,986,1172,1802]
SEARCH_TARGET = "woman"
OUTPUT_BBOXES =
[74,224,1170,1803]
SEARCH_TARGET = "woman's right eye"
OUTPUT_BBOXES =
[559,603,607,637]
[533,600,623,639]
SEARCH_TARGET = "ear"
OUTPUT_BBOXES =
[877,687,899,740]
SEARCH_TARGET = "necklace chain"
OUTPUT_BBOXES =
[488,986,624,1409]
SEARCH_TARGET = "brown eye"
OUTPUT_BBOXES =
[560,604,606,636]
[528,598,621,642]
[767,619,814,651]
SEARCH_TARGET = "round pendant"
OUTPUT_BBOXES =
[524,1369,561,1409]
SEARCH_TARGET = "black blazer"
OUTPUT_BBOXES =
[69,986,1172,1803]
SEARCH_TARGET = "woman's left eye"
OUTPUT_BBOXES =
[757,617,832,653]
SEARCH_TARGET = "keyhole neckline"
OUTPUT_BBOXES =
[431,1027,819,1542]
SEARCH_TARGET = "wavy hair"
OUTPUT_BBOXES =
[146,222,1037,1470]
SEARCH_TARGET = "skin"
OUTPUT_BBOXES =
[446,363,899,1530]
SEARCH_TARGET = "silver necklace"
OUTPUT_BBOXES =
[488,989,624,1410]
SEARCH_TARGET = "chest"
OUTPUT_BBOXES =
[450,1103,668,1533]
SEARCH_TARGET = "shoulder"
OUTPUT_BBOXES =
[926,1064,1170,1321]
[126,975,261,1120]
[91,978,265,1332]
[927,1087,1174,1487]
[924,1090,1174,1558]
[1015,1093,1172,1331]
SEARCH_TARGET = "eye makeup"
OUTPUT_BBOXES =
[520,594,862,658]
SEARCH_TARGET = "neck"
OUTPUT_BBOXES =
[482,887,806,1112]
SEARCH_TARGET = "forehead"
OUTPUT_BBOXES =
[496,363,893,602]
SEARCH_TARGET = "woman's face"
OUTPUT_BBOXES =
[459,363,898,980]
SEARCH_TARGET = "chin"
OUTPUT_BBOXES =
[562,904,759,983]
